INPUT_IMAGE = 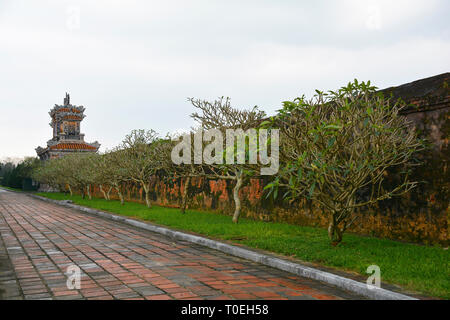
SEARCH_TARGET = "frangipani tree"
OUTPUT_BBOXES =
[189,97,269,223]
[116,129,167,208]
[95,151,129,204]
[32,158,66,191]
[63,153,98,199]
[90,153,113,200]
[266,80,425,245]
[33,153,97,197]
[166,131,207,214]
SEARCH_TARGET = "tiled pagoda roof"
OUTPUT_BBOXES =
[49,142,98,151]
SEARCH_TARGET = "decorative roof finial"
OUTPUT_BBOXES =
[64,92,70,106]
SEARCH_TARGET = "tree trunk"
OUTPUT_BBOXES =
[68,185,73,197]
[86,185,92,200]
[143,183,151,208]
[232,171,244,224]
[181,176,191,214]
[115,186,124,205]
[106,187,112,201]
[328,216,343,245]
[99,185,108,200]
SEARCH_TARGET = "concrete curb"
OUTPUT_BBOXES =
[27,193,417,300]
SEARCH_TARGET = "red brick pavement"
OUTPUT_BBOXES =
[0,190,364,300]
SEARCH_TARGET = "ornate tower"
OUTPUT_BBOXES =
[36,93,100,160]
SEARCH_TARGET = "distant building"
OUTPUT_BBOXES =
[36,93,100,160]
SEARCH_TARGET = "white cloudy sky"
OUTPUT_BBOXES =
[0,0,449,159]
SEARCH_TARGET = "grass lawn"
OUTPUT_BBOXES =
[37,192,449,299]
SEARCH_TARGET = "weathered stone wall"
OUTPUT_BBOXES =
[92,74,449,245]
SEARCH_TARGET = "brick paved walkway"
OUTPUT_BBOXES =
[0,189,364,300]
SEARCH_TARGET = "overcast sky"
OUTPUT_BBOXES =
[0,0,449,159]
